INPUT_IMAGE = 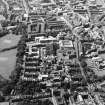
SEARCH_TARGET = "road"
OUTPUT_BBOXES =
[62,14,88,83]
[52,96,58,105]
[0,0,9,15]
[2,0,9,13]
[22,0,29,14]
[77,59,87,82]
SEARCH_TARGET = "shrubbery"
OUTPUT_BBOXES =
[10,25,27,83]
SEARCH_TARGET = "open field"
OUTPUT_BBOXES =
[0,49,17,79]
[0,34,21,50]
[0,34,21,79]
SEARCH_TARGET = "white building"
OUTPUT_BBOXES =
[0,102,9,105]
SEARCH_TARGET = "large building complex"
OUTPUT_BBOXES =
[0,0,105,105]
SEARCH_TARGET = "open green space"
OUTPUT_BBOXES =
[0,34,21,50]
[0,34,21,79]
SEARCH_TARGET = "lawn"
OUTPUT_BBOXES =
[0,34,21,79]
[0,34,21,50]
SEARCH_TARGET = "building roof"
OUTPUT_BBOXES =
[0,102,9,105]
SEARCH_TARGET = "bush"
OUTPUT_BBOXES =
[81,61,87,68]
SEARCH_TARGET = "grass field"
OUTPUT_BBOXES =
[0,34,21,79]
[0,34,21,50]
[0,49,17,79]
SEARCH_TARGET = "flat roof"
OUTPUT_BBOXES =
[0,102,9,105]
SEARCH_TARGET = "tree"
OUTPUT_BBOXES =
[53,43,59,56]
[81,61,87,68]
[2,83,14,95]
[43,99,53,105]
